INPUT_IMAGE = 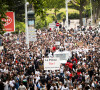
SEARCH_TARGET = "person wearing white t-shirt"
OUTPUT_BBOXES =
[78,83,82,90]
[91,80,96,89]
[63,85,69,90]
[18,83,27,90]
[85,73,90,83]
[60,85,64,90]
[9,79,15,90]
[58,82,64,90]
[60,65,64,76]
[35,74,40,83]
[60,68,64,75]
[3,81,9,90]
[35,70,40,75]
[66,71,70,76]
[50,85,54,90]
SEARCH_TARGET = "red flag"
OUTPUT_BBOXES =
[16,60,18,63]
[69,73,72,78]
[69,63,73,70]
[50,28,51,31]
[65,62,70,66]
[77,71,81,75]
[72,58,77,64]
[0,60,1,63]
[52,46,56,51]
[65,62,73,70]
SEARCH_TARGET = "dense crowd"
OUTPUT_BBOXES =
[0,26,100,90]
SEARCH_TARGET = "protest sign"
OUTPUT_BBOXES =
[44,58,60,70]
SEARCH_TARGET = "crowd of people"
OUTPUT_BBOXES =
[0,26,100,90]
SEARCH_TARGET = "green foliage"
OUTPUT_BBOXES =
[0,0,25,35]
[35,16,45,29]
[70,0,89,26]
[0,30,6,35]
[6,0,25,22]
[71,0,89,9]
[92,0,100,8]
[46,0,65,9]
[0,1,8,34]
[35,15,53,29]
[92,0,100,20]
[15,21,25,34]
[45,0,65,19]
[69,13,80,19]
[57,12,65,20]
[57,12,80,21]
[46,16,53,25]
[28,0,47,20]
[1,0,99,32]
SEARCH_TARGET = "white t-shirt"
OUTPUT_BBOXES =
[36,76,40,83]
[66,71,70,76]
[18,85,26,90]
[60,86,64,90]
[91,82,95,87]
[60,68,64,73]
[9,80,15,87]
[35,71,40,75]
[4,68,8,74]
[77,61,81,65]
[50,86,54,90]
[48,52,53,58]
[3,81,9,90]
[78,84,82,89]
[85,74,89,83]
[63,87,69,90]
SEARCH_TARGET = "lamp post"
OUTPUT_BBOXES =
[90,0,93,25]
[25,0,29,49]
[65,0,71,31]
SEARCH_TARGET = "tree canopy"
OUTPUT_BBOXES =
[46,0,65,19]
[0,0,8,34]
[0,0,100,33]
[92,0,100,21]
[70,0,89,26]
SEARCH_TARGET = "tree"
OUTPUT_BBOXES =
[28,0,65,20]
[92,0,100,22]
[28,0,48,20]
[0,0,8,34]
[71,0,88,27]
[46,0,65,20]
[15,21,25,33]
[6,0,25,22]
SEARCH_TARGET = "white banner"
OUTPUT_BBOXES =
[44,58,60,70]
[82,18,86,26]
[55,41,60,45]
[49,22,56,30]
[64,42,68,46]
[54,51,72,63]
